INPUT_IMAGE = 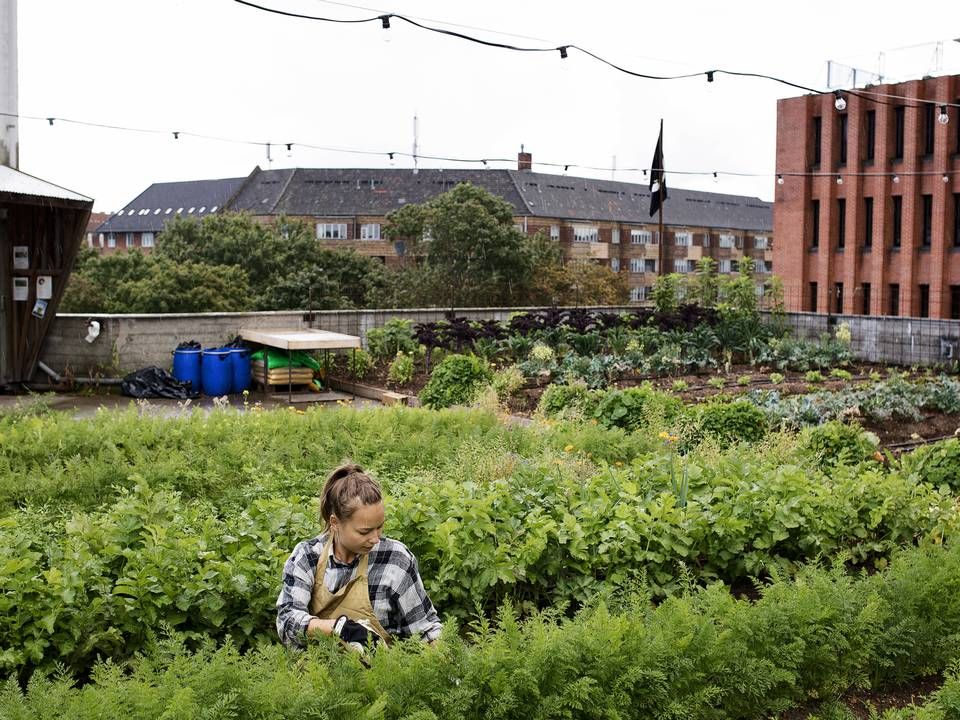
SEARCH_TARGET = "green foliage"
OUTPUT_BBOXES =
[419,354,493,409]
[535,380,598,419]
[345,348,373,380]
[769,372,785,384]
[697,399,768,444]
[690,255,720,307]
[6,543,960,718]
[806,370,826,383]
[708,376,726,390]
[489,364,524,403]
[366,319,418,361]
[671,379,689,392]
[830,368,853,381]
[387,352,415,387]
[737,374,752,386]
[900,439,960,492]
[651,273,681,313]
[590,385,683,433]
[799,420,880,469]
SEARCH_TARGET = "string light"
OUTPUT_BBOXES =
[939,106,950,125]
[836,175,843,185]
[777,174,784,185]
[379,14,390,29]
[944,174,951,183]
[893,175,900,184]
[834,91,847,111]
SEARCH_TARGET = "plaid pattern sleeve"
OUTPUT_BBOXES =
[275,535,442,648]
[275,538,322,649]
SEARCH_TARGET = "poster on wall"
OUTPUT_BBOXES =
[13,277,28,301]
[31,299,48,320]
[36,276,53,300]
[13,246,28,270]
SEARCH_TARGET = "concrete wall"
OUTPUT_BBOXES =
[40,306,634,378]
[39,307,960,380]
[785,312,960,366]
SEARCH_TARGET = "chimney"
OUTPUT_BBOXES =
[0,0,18,169]
[517,144,532,172]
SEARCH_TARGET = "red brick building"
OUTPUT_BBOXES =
[775,74,960,318]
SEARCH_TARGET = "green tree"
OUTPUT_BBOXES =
[113,259,253,313]
[651,273,682,313]
[690,256,719,308]
[385,183,533,307]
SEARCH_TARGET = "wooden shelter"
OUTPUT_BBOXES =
[0,166,92,387]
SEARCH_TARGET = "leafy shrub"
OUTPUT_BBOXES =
[591,385,683,433]
[900,438,960,492]
[419,354,492,409]
[799,420,879,469]
[529,342,555,367]
[737,374,752,386]
[829,368,853,381]
[671,379,689,392]
[536,380,598,419]
[366,319,417,361]
[697,399,767,444]
[387,352,414,386]
[490,364,524,403]
[345,348,372,380]
[806,370,825,383]
[769,372,785,384]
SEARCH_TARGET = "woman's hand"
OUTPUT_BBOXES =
[307,617,337,637]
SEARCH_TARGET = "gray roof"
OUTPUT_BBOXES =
[228,167,529,217]
[507,170,772,231]
[96,176,246,233]
[103,166,772,235]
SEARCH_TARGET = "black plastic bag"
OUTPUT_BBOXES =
[121,366,200,399]
[223,335,247,349]
[176,340,202,350]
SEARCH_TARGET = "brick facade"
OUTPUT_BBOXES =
[775,73,960,318]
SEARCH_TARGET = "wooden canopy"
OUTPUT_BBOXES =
[0,166,92,387]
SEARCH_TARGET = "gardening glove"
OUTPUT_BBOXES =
[333,615,381,654]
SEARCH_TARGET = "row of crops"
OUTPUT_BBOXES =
[2,398,960,717]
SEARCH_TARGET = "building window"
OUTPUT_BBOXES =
[317,223,348,239]
[837,198,846,250]
[838,113,848,166]
[629,258,643,273]
[863,197,874,250]
[360,223,381,240]
[922,195,933,248]
[141,232,154,248]
[630,286,651,302]
[98,233,104,248]
[550,225,560,240]
[573,225,599,243]
[892,196,902,248]
[951,285,960,320]
[864,110,876,162]
[644,259,657,273]
[758,260,773,274]
[702,233,711,247]
[888,283,900,316]
[718,233,735,249]
[834,282,844,313]
[107,233,116,248]
[923,104,935,156]
[674,231,692,246]
[611,228,620,245]
[753,235,769,250]
[811,200,820,249]
[861,282,871,315]
[812,116,822,166]
[610,257,620,272]
[124,232,134,248]
[955,194,960,248]
[808,282,818,313]
[718,259,733,274]
[919,283,930,318]
[630,229,653,245]
[893,106,905,160]
[673,259,693,273]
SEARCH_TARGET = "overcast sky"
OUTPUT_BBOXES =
[13,0,960,212]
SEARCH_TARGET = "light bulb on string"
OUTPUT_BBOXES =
[777,174,784,185]
[893,175,900,184]
[836,175,843,185]
[939,106,950,125]
[712,171,718,183]
[944,174,950,183]
[834,91,846,111]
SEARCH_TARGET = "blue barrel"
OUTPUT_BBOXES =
[201,348,232,396]
[172,348,202,393]
[228,348,251,393]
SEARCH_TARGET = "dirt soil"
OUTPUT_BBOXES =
[777,675,942,720]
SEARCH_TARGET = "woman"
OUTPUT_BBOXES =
[276,463,442,652]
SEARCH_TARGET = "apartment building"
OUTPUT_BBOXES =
[775,73,960,318]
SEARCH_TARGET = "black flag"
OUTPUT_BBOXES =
[648,119,667,217]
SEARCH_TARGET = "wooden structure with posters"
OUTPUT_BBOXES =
[0,166,92,387]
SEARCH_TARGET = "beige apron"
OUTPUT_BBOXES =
[308,535,392,646]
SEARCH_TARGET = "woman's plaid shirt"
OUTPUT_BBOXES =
[276,532,442,648]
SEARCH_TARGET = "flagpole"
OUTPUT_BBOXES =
[657,119,665,279]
